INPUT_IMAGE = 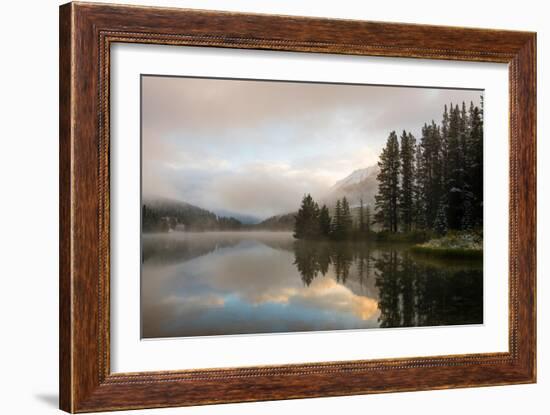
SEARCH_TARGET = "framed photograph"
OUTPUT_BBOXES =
[59,2,536,412]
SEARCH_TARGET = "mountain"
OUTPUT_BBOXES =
[323,164,379,208]
[142,197,242,231]
[211,209,261,225]
[143,197,215,220]
[256,212,296,231]
[255,165,380,232]
[142,163,381,233]
[143,197,216,216]
[331,165,379,190]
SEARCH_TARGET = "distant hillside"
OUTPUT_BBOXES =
[142,198,242,232]
[323,164,379,208]
[143,163,380,234]
[211,208,261,225]
[255,212,296,231]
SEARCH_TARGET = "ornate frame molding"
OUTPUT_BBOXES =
[60,2,536,412]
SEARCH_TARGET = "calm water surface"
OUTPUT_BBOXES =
[141,231,482,338]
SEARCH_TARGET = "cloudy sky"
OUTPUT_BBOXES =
[142,75,481,221]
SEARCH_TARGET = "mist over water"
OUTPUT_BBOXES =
[141,231,483,338]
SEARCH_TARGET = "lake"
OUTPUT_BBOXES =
[141,231,483,338]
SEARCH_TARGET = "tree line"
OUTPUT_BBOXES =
[142,203,242,232]
[293,194,372,240]
[375,99,483,234]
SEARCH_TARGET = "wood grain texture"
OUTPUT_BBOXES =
[59,3,73,411]
[59,2,537,412]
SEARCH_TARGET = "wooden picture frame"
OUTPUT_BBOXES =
[59,2,536,412]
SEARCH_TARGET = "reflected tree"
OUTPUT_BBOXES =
[293,241,482,329]
[330,243,354,284]
[293,241,322,286]
[355,244,373,286]
[375,248,483,328]
[375,249,402,327]
[293,240,372,287]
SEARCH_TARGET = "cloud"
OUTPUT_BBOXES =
[142,76,481,137]
[142,76,482,218]
[141,238,380,338]
[202,162,330,217]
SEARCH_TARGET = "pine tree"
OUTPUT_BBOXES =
[399,131,416,232]
[440,104,450,212]
[365,205,371,233]
[372,99,483,237]
[459,101,469,158]
[358,201,372,235]
[413,142,426,229]
[375,131,400,232]
[359,198,365,233]
[293,194,320,239]
[467,101,476,164]
[446,104,465,229]
[434,197,448,236]
[461,196,474,231]
[332,199,343,239]
[468,100,483,227]
[418,121,444,228]
[341,197,353,237]
[319,204,332,238]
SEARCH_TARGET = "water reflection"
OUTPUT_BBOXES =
[293,240,372,286]
[377,250,484,328]
[141,232,482,338]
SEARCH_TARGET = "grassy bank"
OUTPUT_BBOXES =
[411,232,483,259]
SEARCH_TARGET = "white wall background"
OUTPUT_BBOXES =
[0,0,546,414]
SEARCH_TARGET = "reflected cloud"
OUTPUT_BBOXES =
[142,233,382,337]
[141,232,482,338]
[288,277,379,321]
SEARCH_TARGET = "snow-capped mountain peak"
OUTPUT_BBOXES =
[331,165,379,190]
[322,164,380,209]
